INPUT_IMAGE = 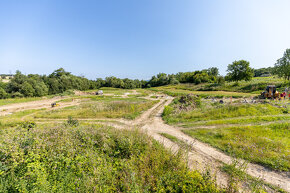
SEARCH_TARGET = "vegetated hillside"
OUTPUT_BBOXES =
[160,76,287,94]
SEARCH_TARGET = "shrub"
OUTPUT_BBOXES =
[20,121,36,130]
[66,116,79,127]
[11,92,23,98]
[0,88,8,99]
[0,126,222,192]
[163,105,173,116]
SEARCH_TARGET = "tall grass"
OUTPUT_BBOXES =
[183,123,290,171]
[154,76,286,94]
[0,124,222,192]
[35,99,158,120]
[0,97,44,106]
[163,103,284,124]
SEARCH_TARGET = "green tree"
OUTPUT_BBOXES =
[226,60,254,82]
[20,82,35,97]
[0,88,8,99]
[274,48,290,80]
[207,67,219,77]
[34,81,49,96]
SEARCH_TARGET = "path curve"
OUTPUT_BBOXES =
[138,97,290,192]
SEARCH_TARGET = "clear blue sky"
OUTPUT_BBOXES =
[1,0,290,79]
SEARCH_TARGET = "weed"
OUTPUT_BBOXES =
[66,116,79,127]
[162,106,173,116]
[20,121,36,130]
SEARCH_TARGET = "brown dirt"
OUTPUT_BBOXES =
[0,97,80,116]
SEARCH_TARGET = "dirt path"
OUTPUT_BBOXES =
[0,97,63,116]
[0,97,82,117]
[136,97,290,192]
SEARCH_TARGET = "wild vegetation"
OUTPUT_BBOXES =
[0,124,222,192]
[183,123,289,171]
[35,97,158,120]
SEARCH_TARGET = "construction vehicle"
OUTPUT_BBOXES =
[51,103,60,107]
[260,85,280,99]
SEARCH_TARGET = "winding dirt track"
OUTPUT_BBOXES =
[2,94,289,191]
[128,97,290,191]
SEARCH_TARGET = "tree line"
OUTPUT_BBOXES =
[0,68,97,99]
[0,48,289,99]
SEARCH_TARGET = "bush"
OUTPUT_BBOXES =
[11,92,23,98]
[0,126,222,192]
[0,88,8,99]
[66,116,79,127]
[20,121,36,130]
[163,105,173,116]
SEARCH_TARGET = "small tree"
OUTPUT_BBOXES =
[207,67,219,77]
[274,49,290,80]
[0,88,8,99]
[20,82,35,97]
[226,60,254,82]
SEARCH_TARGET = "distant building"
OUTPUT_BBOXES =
[0,74,14,82]
[0,74,14,79]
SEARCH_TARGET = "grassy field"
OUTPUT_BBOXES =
[35,97,158,120]
[0,124,222,192]
[150,86,256,98]
[163,101,287,124]
[183,123,290,171]
[150,76,290,98]
[0,97,46,106]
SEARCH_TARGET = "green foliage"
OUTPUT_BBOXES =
[153,76,284,95]
[0,88,8,99]
[160,133,193,150]
[226,60,254,82]
[207,67,219,77]
[20,82,35,97]
[11,92,24,98]
[66,116,79,127]
[221,160,249,192]
[274,48,290,80]
[0,125,222,192]
[100,76,144,89]
[4,68,98,98]
[164,103,283,124]
[162,105,173,116]
[35,98,158,120]
[20,121,36,130]
[254,67,274,77]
